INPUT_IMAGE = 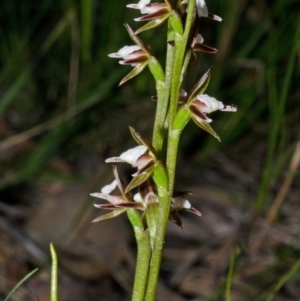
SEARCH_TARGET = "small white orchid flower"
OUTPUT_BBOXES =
[170,191,201,229]
[108,45,144,66]
[90,167,145,222]
[127,0,172,33]
[197,94,237,114]
[106,145,149,167]
[108,24,151,86]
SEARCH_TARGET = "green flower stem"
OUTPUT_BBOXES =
[152,22,175,153]
[145,163,169,301]
[127,209,151,301]
[167,0,196,194]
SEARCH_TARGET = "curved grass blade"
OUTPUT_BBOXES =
[4,268,38,301]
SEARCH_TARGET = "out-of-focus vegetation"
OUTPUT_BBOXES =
[0,0,300,300]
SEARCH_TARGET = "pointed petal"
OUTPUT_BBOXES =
[119,63,148,86]
[129,126,156,155]
[125,165,155,194]
[134,7,170,21]
[112,165,127,200]
[101,180,118,194]
[119,145,148,165]
[124,24,151,54]
[169,211,184,229]
[196,0,208,17]
[105,157,126,163]
[208,13,222,22]
[93,203,117,209]
[187,68,212,103]
[193,43,217,53]
[90,192,106,199]
[187,207,202,217]
[115,202,145,209]
[91,209,127,222]
[135,17,168,34]
[190,114,221,141]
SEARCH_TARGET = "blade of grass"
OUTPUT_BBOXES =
[4,268,38,301]
[225,247,239,301]
[50,243,58,301]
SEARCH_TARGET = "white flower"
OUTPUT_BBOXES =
[90,180,124,206]
[100,180,118,195]
[106,145,148,166]
[126,0,171,28]
[127,0,152,14]
[193,94,237,122]
[108,45,143,65]
[172,197,192,210]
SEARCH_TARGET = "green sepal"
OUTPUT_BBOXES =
[129,126,156,156]
[135,16,169,35]
[152,161,168,190]
[187,68,212,103]
[190,114,221,141]
[148,56,165,82]
[169,10,183,36]
[125,165,155,194]
[92,208,127,222]
[172,105,190,132]
[119,63,148,86]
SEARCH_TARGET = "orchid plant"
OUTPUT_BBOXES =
[91,0,237,300]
